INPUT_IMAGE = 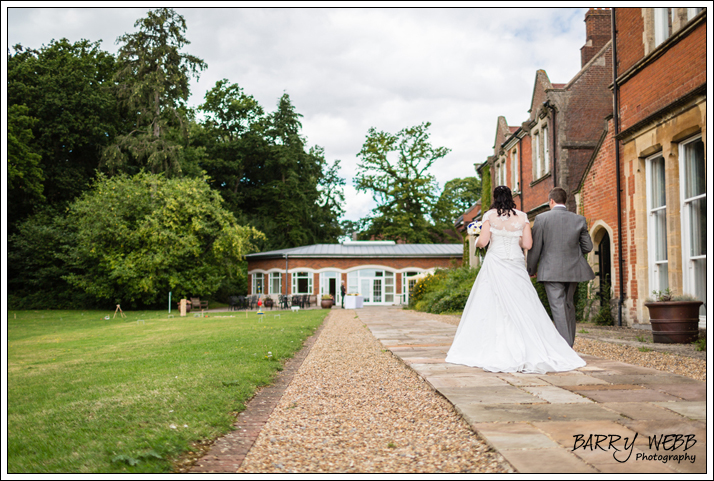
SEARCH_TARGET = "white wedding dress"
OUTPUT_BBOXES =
[445,208,586,373]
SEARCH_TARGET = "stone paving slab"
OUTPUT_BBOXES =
[651,401,706,420]
[572,387,684,403]
[600,402,695,421]
[645,382,707,401]
[521,385,594,404]
[439,385,545,405]
[357,306,707,474]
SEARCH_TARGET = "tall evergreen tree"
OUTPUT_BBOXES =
[102,8,207,175]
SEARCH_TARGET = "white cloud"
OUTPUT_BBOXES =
[6,6,590,221]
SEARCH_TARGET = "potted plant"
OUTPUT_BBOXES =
[321,294,334,309]
[263,295,274,309]
[644,288,702,344]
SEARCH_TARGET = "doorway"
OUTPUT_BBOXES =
[597,231,611,303]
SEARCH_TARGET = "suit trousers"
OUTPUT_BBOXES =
[543,281,578,347]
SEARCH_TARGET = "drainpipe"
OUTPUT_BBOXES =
[612,8,624,327]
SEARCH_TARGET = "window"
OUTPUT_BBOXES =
[269,272,281,295]
[512,148,519,192]
[533,132,541,179]
[252,273,264,295]
[646,153,668,293]
[679,136,706,321]
[542,125,550,174]
[654,8,671,47]
[498,159,507,187]
[347,271,359,295]
[687,8,703,21]
[384,271,394,303]
[291,271,313,294]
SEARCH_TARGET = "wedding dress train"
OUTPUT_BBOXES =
[445,209,586,374]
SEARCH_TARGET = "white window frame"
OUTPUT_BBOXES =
[512,148,519,192]
[542,124,550,175]
[646,152,668,294]
[252,273,264,295]
[291,271,313,295]
[502,159,506,187]
[679,135,706,325]
[687,8,703,21]
[654,8,670,47]
[533,132,542,179]
[268,272,282,295]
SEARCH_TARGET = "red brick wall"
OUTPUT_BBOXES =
[580,119,623,297]
[582,9,612,66]
[247,256,460,296]
[519,134,551,216]
[617,15,706,132]
[614,8,645,73]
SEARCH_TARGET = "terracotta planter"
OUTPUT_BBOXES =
[644,301,703,344]
[321,299,333,309]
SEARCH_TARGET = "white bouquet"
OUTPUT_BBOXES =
[467,221,483,236]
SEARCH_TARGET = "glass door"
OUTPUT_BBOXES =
[361,279,372,303]
[372,279,382,303]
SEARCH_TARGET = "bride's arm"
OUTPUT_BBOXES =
[520,220,533,250]
[475,220,491,248]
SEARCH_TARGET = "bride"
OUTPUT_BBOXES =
[445,186,585,373]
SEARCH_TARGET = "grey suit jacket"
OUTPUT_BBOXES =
[526,207,596,282]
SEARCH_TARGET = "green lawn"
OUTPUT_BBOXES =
[7,308,328,473]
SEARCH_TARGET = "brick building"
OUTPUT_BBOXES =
[598,7,706,326]
[246,241,462,306]
[467,7,707,327]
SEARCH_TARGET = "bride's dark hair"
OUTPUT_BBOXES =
[490,185,517,217]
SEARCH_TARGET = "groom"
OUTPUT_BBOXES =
[527,187,595,347]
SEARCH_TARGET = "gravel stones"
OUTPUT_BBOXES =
[237,309,512,473]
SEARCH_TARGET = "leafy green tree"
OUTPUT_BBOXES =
[7,208,93,309]
[197,91,344,250]
[7,104,44,231]
[64,172,264,307]
[102,8,207,176]
[430,177,482,242]
[354,122,450,243]
[7,39,122,220]
[196,79,268,212]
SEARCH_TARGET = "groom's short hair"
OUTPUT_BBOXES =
[549,187,567,205]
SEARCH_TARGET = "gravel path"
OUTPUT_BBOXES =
[236,309,512,474]
[410,310,706,382]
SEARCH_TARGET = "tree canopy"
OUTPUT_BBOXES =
[64,172,264,307]
[354,122,451,243]
[102,7,207,176]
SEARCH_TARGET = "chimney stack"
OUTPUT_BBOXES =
[581,8,612,67]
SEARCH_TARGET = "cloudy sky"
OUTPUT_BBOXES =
[5,6,590,221]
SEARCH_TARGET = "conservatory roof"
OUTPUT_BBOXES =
[246,242,463,260]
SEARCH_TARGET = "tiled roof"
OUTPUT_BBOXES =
[246,243,463,259]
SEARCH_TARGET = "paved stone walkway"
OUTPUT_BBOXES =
[358,307,707,474]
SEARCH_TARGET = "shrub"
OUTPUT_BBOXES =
[409,266,479,314]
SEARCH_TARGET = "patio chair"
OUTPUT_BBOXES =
[279,294,289,309]
[191,297,208,310]
[228,296,239,311]
[291,295,303,308]
[303,294,311,308]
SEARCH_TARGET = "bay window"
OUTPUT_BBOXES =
[679,135,706,322]
[646,153,668,293]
